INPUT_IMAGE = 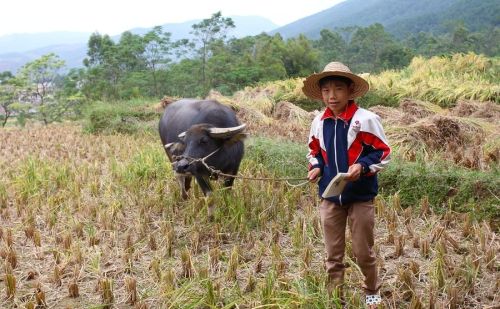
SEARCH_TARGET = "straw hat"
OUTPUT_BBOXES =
[302,62,369,101]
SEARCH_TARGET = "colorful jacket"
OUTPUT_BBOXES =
[307,101,391,205]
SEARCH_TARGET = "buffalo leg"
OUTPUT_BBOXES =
[223,175,236,187]
[223,166,240,187]
[195,175,215,218]
[176,174,192,200]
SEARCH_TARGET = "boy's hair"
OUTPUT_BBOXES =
[319,76,353,88]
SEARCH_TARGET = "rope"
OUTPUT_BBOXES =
[199,159,310,186]
[174,148,310,187]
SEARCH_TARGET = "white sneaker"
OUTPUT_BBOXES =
[366,294,382,306]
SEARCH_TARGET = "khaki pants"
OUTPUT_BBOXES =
[319,199,380,294]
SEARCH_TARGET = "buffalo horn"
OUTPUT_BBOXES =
[208,124,246,138]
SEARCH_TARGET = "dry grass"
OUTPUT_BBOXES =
[369,99,500,170]
[0,124,498,308]
[367,53,500,107]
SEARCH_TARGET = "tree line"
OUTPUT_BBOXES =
[1,12,498,126]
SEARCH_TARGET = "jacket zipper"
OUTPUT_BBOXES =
[333,119,343,205]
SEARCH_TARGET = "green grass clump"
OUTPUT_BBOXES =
[379,157,500,219]
[357,90,399,108]
[243,137,308,178]
[83,101,160,134]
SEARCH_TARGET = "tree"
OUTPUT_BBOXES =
[252,33,287,81]
[282,34,320,77]
[19,53,66,124]
[346,24,397,72]
[143,26,173,97]
[83,33,119,99]
[117,31,146,72]
[190,11,235,91]
[0,75,21,127]
[314,29,347,67]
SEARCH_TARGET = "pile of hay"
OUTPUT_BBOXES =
[388,115,494,169]
[450,100,500,119]
[153,95,177,112]
[272,101,316,125]
[400,98,444,118]
[369,106,404,121]
[369,105,417,125]
[205,90,240,111]
[370,99,445,125]
[232,86,275,115]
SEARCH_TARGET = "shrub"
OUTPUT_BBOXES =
[243,137,308,178]
[357,90,399,108]
[379,158,499,219]
[84,103,159,135]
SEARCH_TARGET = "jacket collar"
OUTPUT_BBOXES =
[321,101,359,122]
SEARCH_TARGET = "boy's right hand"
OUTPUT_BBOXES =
[308,168,321,183]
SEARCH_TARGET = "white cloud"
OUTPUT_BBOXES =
[0,0,343,36]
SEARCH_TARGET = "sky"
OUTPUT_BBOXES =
[0,0,344,37]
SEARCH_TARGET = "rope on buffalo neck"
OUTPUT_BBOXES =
[178,148,310,187]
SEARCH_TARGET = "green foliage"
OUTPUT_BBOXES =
[244,136,308,178]
[340,23,415,73]
[18,53,72,124]
[379,157,500,219]
[83,102,160,135]
[275,0,499,41]
[314,29,346,67]
[0,78,21,126]
[190,11,235,92]
[356,90,399,108]
[282,34,320,77]
[312,24,416,73]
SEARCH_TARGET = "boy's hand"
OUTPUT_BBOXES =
[346,163,363,181]
[308,168,321,183]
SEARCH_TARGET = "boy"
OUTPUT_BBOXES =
[302,62,390,308]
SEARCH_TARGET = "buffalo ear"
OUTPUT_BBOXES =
[165,142,185,153]
[225,132,249,145]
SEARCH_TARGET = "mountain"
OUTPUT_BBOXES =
[0,32,92,54]
[127,15,277,41]
[271,0,500,39]
[0,16,278,73]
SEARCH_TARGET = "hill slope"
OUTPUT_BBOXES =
[272,0,500,39]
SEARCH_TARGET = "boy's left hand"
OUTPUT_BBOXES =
[346,163,363,181]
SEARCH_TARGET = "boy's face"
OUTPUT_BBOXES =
[320,80,353,116]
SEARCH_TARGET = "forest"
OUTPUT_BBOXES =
[1,11,499,124]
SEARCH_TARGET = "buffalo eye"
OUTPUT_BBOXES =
[199,136,208,145]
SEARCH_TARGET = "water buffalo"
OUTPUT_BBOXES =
[159,99,246,215]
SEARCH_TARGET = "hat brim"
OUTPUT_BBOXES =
[302,71,369,101]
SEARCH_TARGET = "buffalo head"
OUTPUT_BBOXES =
[166,123,247,175]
